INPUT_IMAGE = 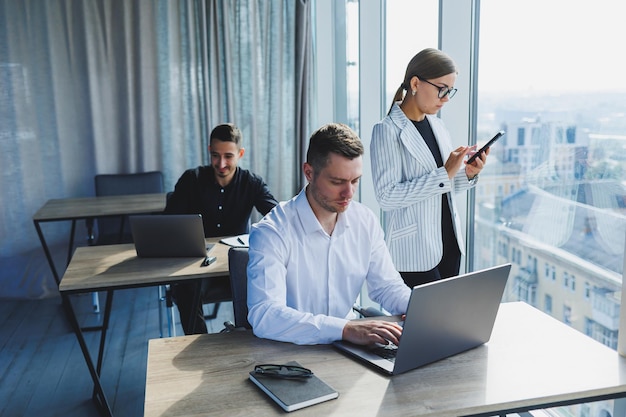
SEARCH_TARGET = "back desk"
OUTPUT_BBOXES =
[59,238,230,417]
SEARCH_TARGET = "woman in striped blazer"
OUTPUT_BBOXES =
[370,48,488,288]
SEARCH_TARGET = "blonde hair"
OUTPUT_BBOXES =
[388,48,458,114]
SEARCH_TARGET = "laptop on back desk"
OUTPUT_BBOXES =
[333,263,512,375]
[129,214,208,258]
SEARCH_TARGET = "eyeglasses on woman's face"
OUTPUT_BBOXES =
[417,76,457,99]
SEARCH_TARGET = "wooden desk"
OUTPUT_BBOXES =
[33,193,167,285]
[145,302,626,417]
[59,238,230,417]
[59,240,228,294]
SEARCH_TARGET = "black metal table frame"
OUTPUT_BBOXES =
[60,277,206,417]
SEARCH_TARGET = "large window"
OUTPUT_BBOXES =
[323,1,625,415]
[384,0,438,107]
[475,0,625,355]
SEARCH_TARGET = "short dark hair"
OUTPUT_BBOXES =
[306,123,364,172]
[210,123,242,147]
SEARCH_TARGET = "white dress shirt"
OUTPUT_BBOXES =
[370,103,477,272]
[247,188,411,345]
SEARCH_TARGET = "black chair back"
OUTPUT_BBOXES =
[228,247,251,329]
[94,171,164,245]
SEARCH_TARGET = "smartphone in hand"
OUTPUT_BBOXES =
[467,130,505,164]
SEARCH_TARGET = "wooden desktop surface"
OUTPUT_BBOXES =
[144,302,626,417]
[33,192,169,286]
[33,193,167,222]
[59,238,228,294]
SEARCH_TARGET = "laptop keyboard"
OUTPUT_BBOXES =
[369,342,398,362]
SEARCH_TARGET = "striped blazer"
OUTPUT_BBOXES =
[370,103,477,272]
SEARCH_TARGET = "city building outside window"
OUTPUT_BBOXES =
[476,0,625,354]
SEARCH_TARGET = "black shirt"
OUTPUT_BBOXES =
[413,118,443,166]
[164,166,278,237]
[411,118,457,248]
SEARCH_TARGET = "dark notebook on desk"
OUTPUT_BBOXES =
[333,263,512,375]
[249,361,338,412]
[129,214,209,257]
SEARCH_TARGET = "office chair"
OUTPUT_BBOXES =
[200,219,251,322]
[352,304,386,318]
[224,247,251,330]
[93,171,164,245]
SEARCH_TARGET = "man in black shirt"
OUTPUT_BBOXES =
[165,123,278,334]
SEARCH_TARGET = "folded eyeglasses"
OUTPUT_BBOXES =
[253,364,313,379]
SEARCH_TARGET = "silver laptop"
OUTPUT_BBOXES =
[333,263,512,375]
[129,214,208,257]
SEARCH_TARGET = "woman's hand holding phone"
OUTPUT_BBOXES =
[467,130,505,164]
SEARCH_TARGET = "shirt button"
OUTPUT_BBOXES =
[439,183,444,187]
[217,224,221,228]
[218,206,222,210]
[220,189,224,193]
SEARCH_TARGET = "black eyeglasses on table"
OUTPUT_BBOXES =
[417,76,457,99]
[253,364,314,379]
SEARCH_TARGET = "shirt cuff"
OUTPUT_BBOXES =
[324,316,349,343]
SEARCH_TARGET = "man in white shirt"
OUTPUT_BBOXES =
[247,123,411,345]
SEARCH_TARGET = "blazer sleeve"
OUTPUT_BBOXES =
[453,169,477,193]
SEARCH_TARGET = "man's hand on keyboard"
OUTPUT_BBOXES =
[342,319,403,346]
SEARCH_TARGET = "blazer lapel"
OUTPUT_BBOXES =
[388,103,437,170]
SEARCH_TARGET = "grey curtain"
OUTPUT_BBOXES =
[0,0,312,298]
